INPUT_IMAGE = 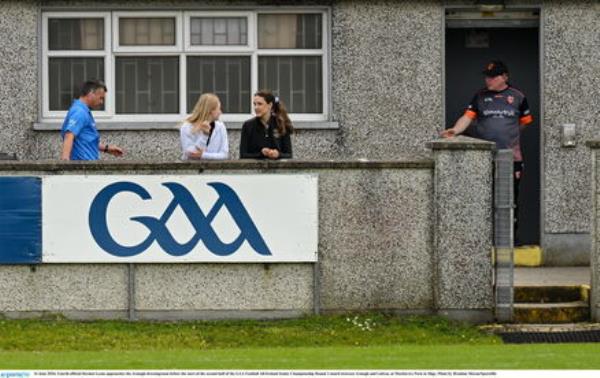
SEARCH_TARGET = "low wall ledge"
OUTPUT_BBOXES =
[427,136,495,151]
[0,159,434,172]
[33,121,340,131]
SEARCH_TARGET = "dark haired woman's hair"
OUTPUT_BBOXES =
[254,90,294,136]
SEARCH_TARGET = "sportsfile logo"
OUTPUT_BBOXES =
[88,181,271,258]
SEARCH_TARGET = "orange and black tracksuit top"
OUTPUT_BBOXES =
[465,86,533,162]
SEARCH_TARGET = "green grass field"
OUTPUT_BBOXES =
[0,314,597,369]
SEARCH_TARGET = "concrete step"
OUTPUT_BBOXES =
[513,302,590,323]
[514,285,590,303]
[515,267,590,287]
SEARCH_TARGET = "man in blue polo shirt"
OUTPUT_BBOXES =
[61,80,124,160]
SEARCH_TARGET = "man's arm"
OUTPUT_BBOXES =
[518,97,533,128]
[99,143,124,157]
[440,115,473,138]
[61,132,75,160]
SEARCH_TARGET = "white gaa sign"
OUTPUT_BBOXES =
[42,175,318,263]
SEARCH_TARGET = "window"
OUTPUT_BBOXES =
[49,58,105,111]
[190,17,248,46]
[186,56,251,113]
[115,57,179,114]
[258,14,322,49]
[119,18,176,46]
[41,9,329,123]
[43,13,110,114]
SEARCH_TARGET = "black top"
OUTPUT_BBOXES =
[239,116,293,159]
[465,85,532,162]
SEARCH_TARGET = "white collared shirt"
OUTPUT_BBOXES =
[180,120,229,160]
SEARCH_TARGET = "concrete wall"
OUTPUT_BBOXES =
[0,1,38,160]
[0,138,495,321]
[0,160,434,319]
[540,0,600,265]
[430,138,495,321]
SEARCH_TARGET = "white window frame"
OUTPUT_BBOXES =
[42,12,112,119]
[110,52,184,122]
[184,11,255,52]
[113,11,182,53]
[183,53,253,116]
[40,9,329,124]
[253,10,329,122]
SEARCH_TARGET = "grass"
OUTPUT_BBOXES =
[0,314,499,351]
[0,314,598,369]
[2,344,600,370]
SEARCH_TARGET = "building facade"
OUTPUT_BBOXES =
[0,0,598,264]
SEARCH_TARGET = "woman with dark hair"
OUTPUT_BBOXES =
[239,90,293,159]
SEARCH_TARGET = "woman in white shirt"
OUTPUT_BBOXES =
[180,93,229,160]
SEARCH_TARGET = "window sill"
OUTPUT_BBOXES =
[33,121,339,131]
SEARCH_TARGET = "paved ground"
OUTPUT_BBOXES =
[514,267,591,286]
[485,267,596,332]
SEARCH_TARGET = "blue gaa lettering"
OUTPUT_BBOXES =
[88,181,271,257]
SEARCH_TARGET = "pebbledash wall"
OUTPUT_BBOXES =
[0,138,494,322]
[0,2,598,260]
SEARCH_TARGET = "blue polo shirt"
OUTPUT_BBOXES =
[61,99,100,160]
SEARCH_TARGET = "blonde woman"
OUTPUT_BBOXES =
[180,93,229,160]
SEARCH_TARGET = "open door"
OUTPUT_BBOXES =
[445,8,540,246]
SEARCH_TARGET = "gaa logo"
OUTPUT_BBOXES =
[88,181,271,257]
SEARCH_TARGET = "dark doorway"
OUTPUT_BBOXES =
[445,22,540,245]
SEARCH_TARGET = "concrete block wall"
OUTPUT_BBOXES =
[0,142,495,322]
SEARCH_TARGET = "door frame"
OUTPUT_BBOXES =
[441,4,544,248]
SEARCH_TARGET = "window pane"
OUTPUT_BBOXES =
[48,18,104,50]
[259,56,322,113]
[48,58,104,111]
[187,56,250,113]
[115,57,179,114]
[119,18,176,46]
[190,17,248,46]
[258,14,322,49]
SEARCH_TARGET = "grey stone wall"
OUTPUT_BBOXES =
[541,0,600,263]
[0,147,495,321]
[31,129,343,161]
[429,137,495,322]
[318,167,435,311]
[330,0,443,158]
[0,1,38,160]
[0,160,442,319]
[0,265,128,316]
[134,264,314,319]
